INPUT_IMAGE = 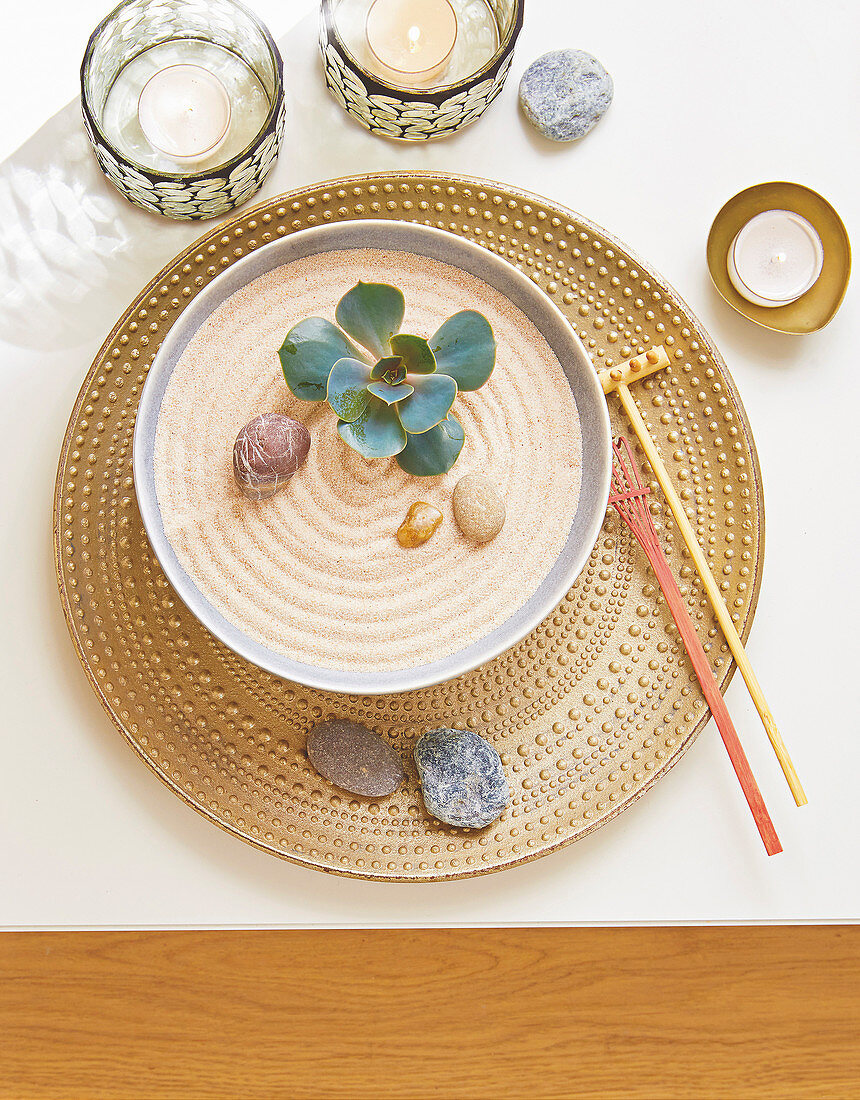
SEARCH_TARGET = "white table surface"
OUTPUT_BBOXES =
[1,0,858,928]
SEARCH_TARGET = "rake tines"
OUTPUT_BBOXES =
[609,436,661,553]
[605,434,782,855]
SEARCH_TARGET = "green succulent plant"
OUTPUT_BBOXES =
[279,281,495,476]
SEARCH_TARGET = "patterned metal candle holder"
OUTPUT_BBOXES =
[81,0,285,220]
[320,0,524,140]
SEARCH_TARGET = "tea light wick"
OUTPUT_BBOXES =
[366,0,458,83]
[138,64,231,162]
[727,209,824,309]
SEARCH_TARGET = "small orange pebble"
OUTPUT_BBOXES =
[397,502,442,547]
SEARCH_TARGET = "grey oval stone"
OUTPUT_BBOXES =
[519,49,613,142]
[414,728,509,829]
[307,720,405,797]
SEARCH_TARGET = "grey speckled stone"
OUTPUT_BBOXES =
[307,720,405,797]
[414,728,509,829]
[519,49,613,142]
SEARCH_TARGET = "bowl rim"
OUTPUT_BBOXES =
[133,219,611,695]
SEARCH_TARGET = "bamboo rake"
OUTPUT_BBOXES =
[597,347,807,807]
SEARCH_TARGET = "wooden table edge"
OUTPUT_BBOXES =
[2,926,858,1099]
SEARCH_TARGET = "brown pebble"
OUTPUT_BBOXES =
[306,720,405,797]
[397,501,442,547]
[453,474,505,543]
[233,412,310,501]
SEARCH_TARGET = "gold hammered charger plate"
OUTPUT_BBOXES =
[55,172,764,881]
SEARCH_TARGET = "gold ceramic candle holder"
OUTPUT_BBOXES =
[707,181,851,334]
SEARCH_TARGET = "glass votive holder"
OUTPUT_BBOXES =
[81,0,285,220]
[320,0,524,140]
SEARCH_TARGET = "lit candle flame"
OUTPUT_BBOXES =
[365,0,458,81]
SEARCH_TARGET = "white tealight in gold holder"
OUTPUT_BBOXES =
[707,181,851,334]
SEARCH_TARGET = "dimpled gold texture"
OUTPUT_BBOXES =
[55,174,764,881]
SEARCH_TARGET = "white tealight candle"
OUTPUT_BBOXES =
[727,209,824,308]
[102,42,269,175]
[334,0,497,92]
[138,63,231,162]
[366,0,458,83]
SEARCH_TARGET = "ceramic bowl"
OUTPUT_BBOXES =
[133,220,611,694]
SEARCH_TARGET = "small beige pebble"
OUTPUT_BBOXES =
[453,474,506,543]
[397,501,443,547]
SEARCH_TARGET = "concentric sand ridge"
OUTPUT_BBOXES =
[154,248,583,671]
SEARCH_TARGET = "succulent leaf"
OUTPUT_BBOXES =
[326,357,373,423]
[335,282,405,359]
[280,318,367,401]
[389,333,436,375]
[370,356,406,383]
[338,397,407,459]
[282,288,495,475]
[367,380,415,405]
[396,373,457,435]
[396,413,465,476]
[430,310,496,391]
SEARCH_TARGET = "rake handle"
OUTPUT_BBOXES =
[636,534,782,856]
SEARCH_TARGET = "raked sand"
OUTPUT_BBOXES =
[153,248,582,672]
